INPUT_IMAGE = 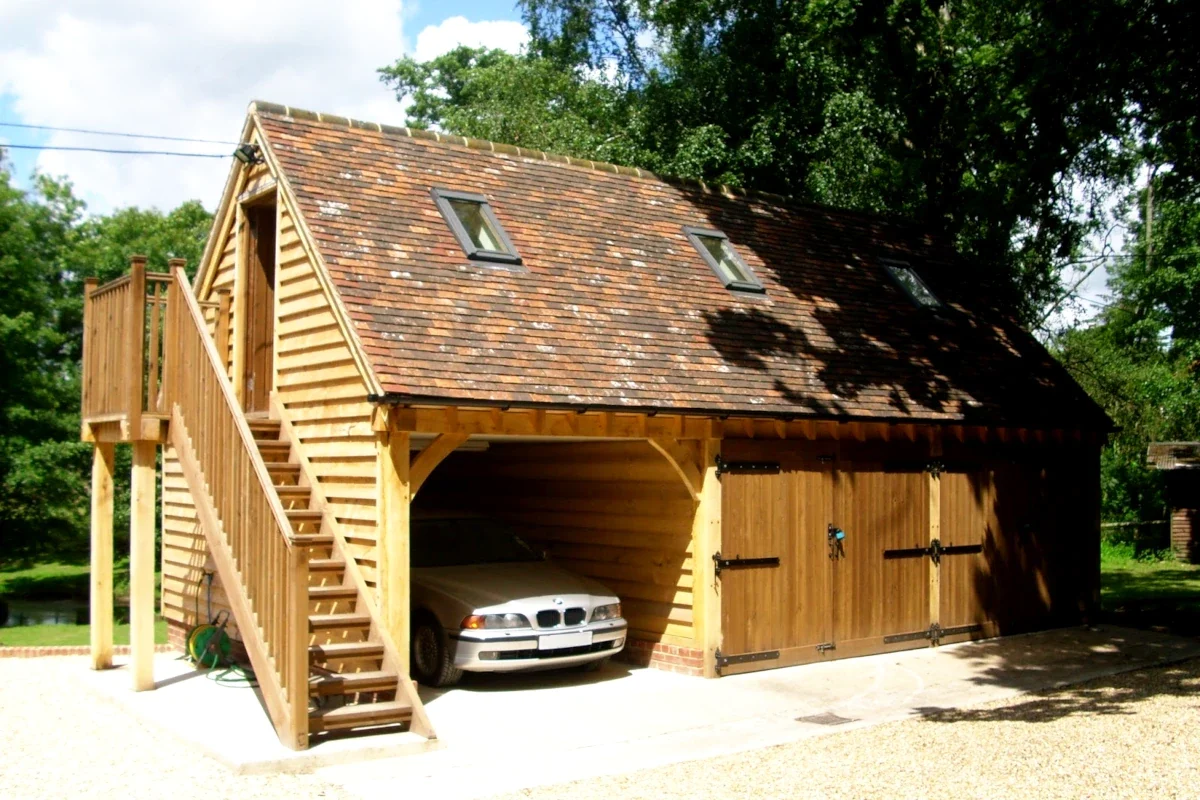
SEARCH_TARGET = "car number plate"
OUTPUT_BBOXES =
[538,631,593,651]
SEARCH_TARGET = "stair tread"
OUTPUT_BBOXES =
[309,558,345,571]
[274,485,311,495]
[309,612,371,629]
[309,585,356,598]
[264,462,300,473]
[286,509,323,519]
[310,670,397,695]
[310,641,384,658]
[309,699,412,732]
[311,699,411,720]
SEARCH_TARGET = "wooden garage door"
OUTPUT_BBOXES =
[719,442,942,673]
[831,453,930,656]
[719,445,834,674]
[938,467,996,641]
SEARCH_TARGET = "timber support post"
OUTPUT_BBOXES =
[89,442,115,670]
[928,429,943,640]
[377,418,412,675]
[129,440,157,690]
[691,440,723,677]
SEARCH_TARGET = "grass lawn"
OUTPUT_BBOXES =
[0,619,168,647]
[1100,541,1200,612]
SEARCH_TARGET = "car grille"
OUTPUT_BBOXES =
[564,608,586,626]
[536,610,561,628]
[494,640,619,660]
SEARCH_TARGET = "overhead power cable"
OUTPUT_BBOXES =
[1,143,228,158]
[0,121,238,146]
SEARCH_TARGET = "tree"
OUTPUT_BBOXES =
[381,0,1198,323]
[0,153,210,566]
[1055,177,1200,532]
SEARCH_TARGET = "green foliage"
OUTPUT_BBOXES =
[0,561,92,599]
[0,157,210,567]
[381,0,1198,321]
[1055,176,1200,531]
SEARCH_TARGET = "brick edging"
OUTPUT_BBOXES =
[0,644,179,658]
[617,639,705,675]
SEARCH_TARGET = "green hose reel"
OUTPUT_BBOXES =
[187,610,233,668]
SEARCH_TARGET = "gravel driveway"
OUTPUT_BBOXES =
[2,655,1197,799]
[492,657,1200,800]
[0,656,349,800]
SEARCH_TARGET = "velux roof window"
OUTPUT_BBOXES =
[432,188,522,266]
[683,226,764,294]
[881,258,941,309]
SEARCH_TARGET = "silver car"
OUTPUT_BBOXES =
[409,516,628,687]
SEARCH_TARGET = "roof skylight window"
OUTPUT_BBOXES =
[881,258,941,309]
[432,188,522,265]
[683,226,764,293]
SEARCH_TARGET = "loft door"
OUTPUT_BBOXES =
[242,202,276,415]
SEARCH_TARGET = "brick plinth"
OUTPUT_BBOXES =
[616,638,705,676]
[0,644,177,658]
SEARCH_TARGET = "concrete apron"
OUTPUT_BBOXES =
[78,626,1200,790]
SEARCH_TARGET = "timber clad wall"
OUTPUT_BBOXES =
[273,199,381,591]
[160,446,238,636]
[418,441,698,648]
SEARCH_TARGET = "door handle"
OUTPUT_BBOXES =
[827,524,846,560]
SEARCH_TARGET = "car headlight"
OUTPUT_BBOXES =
[461,613,530,630]
[591,603,622,622]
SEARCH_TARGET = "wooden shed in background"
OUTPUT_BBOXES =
[80,100,1110,749]
[1148,443,1200,563]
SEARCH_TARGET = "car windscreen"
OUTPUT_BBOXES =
[411,518,544,568]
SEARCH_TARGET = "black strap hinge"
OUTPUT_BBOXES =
[714,454,781,478]
[714,647,780,674]
[713,551,781,577]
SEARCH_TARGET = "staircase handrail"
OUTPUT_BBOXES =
[162,265,310,749]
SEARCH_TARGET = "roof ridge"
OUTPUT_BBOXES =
[249,99,787,205]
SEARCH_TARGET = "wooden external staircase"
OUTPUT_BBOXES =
[82,259,431,750]
[247,417,431,738]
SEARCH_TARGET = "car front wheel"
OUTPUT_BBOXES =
[410,615,463,688]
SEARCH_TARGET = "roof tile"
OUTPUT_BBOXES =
[254,104,1109,428]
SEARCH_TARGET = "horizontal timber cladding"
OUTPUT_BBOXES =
[159,445,239,637]
[272,196,381,590]
[717,435,1100,675]
[415,440,698,646]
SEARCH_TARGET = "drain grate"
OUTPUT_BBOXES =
[796,712,855,726]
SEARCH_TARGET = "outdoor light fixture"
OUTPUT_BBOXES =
[233,143,264,165]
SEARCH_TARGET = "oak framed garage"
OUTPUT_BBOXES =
[80,100,1109,750]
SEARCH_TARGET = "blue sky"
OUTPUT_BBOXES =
[0,1,527,209]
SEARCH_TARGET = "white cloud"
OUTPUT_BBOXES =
[413,15,528,62]
[0,3,528,215]
[0,1,411,213]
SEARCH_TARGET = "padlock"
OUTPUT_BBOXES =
[835,529,845,541]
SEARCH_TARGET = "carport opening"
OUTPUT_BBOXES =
[412,437,698,672]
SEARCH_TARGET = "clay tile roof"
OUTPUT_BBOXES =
[252,101,1111,429]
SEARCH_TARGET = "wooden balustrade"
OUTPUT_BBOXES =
[81,256,196,436]
[162,265,310,749]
